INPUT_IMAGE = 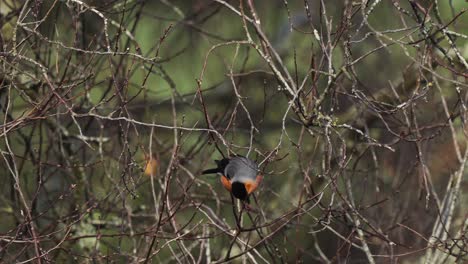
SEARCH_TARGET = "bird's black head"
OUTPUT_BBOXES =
[231,182,248,200]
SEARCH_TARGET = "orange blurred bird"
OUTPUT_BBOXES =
[202,156,262,201]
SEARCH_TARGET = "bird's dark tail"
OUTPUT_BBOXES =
[202,159,229,175]
[202,168,220,174]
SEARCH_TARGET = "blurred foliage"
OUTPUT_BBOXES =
[0,0,467,263]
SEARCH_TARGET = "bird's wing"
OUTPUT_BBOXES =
[225,156,258,182]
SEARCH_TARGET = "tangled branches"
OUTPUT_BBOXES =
[0,0,467,263]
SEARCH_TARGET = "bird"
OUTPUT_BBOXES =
[202,156,262,201]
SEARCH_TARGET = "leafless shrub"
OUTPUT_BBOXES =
[0,0,466,263]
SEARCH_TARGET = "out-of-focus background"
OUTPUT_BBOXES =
[0,0,467,263]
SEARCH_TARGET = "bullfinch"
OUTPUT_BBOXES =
[202,156,262,201]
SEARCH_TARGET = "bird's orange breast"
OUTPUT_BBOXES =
[244,174,263,194]
[220,175,232,191]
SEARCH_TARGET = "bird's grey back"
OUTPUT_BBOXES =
[224,156,258,182]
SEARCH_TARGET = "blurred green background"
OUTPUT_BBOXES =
[0,0,467,263]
